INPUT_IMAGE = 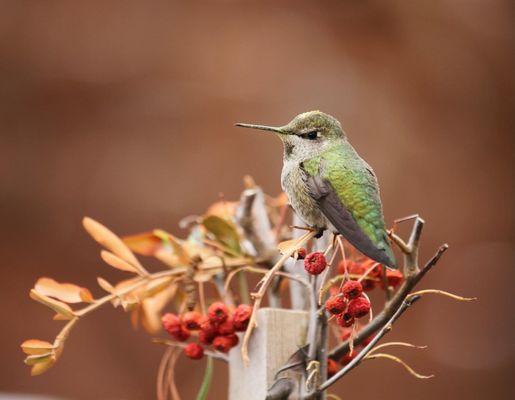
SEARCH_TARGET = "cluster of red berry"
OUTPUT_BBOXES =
[337,259,403,291]
[297,250,404,377]
[161,302,252,360]
[325,280,370,327]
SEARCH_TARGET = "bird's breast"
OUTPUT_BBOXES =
[281,162,328,229]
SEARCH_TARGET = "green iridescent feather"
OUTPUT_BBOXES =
[303,144,395,265]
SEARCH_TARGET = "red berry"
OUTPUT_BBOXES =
[341,280,363,300]
[361,279,376,292]
[199,315,217,333]
[218,319,235,335]
[184,343,204,360]
[325,295,347,315]
[304,252,327,275]
[162,313,181,335]
[199,329,216,345]
[367,261,383,279]
[225,333,239,347]
[336,312,355,328]
[296,248,307,260]
[182,311,202,330]
[233,304,252,331]
[172,324,191,342]
[208,302,229,324]
[327,358,339,377]
[213,334,239,353]
[347,297,371,319]
[340,350,357,365]
[385,270,403,288]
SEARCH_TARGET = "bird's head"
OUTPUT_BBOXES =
[236,111,345,160]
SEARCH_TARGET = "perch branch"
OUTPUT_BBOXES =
[316,296,421,394]
[328,239,448,360]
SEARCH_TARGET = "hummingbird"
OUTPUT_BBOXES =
[236,111,396,269]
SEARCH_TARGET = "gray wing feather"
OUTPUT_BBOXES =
[305,175,395,268]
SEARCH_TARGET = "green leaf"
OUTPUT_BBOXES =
[202,215,241,254]
[196,356,213,400]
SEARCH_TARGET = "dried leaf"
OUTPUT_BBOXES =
[154,249,182,268]
[369,342,427,355]
[82,217,144,271]
[366,353,434,379]
[277,238,298,255]
[97,277,114,293]
[21,340,54,355]
[24,353,54,366]
[101,250,140,274]
[30,357,56,376]
[201,215,241,254]
[80,290,94,303]
[30,289,75,319]
[35,277,93,304]
[52,313,71,321]
[123,231,163,256]
[154,230,191,265]
[205,200,238,220]
[139,285,177,333]
[408,289,477,302]
[143,277,173,299]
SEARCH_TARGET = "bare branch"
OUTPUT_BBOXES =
[327,243,449,361]
[316,296,421,393]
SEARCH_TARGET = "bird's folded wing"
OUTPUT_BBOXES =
[304,174,395,268]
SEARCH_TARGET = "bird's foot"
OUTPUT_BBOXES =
[290,225,325,239]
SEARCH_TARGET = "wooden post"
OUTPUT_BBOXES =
[229,307,309,400]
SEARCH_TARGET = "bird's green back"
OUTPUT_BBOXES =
[303,143,395,263]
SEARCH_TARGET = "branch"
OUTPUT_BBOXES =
[328,243,448,360]
[236,186,278,263]
[316,296,421,394]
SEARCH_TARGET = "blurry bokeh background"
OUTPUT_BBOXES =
[1,1,513,399]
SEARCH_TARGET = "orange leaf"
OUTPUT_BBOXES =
[30,357,56,376]
[21,339,54,355]
[97,277,114,293]
[82,217,144,272]
[35,277,93,304]
[277,239,298,255]
[154,230,191,265]
[29,289,75,319]
[24,353,54,366]
[100,250,140,274]
[123,232,163,256]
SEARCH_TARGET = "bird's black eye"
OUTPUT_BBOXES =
[305,131,318,140]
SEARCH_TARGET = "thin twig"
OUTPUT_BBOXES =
[241,230,317,366]
[327,243,448,360]
[316,296,420,393]
[365,353,434,379]
[153,339,229,362]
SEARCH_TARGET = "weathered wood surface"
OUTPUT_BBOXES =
[229,308,309,400]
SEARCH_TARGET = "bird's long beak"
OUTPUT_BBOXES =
[235,123,285,134]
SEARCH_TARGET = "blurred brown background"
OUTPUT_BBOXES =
[1,1,513,399]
